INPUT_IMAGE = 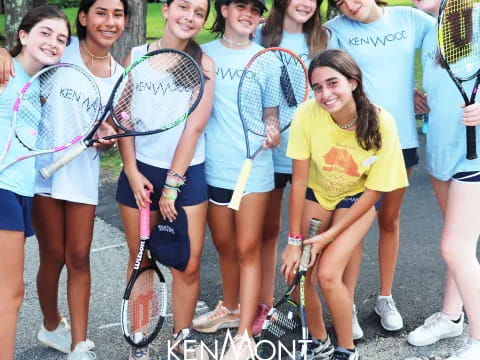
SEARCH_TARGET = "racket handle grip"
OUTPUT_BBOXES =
[466,126,477,160]
[299,218,321,270]
[228,159,253,211]
[39,141,88,179]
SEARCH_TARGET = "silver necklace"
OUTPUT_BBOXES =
[81,40,110,65]
[222,35,250,47]
[335,117,357,129]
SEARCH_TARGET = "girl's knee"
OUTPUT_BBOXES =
[65,253,91,273]
[0,283,25,314]
[317,267,341,293]
[377,214,400,232]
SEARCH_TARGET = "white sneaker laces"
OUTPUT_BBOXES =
[379,299,397,315]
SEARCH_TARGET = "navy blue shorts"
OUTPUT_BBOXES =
[274,173,292,189]
[306,188,381,211]
[116,161,207,210]
[402,148,419,169]
[207,185,233,206]
[0,188,34,237]
[452,171,480,182]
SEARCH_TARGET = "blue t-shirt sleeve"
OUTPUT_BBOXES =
[409,7,435,49]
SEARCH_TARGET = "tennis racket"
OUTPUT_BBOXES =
[257,218,321,358]
[438,0,480,159]
[228,47,309,210]
[0,63,101,173]
[40,48,204,178]
[121,189,168,347]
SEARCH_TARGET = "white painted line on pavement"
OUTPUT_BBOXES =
[91,243,126,252]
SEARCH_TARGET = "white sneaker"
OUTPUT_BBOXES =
[374,296,403,331]
[67,340,96,360]
[407,312,464,346]
[37,317,71,353]
[192,301,240,333]
[446,337,480,360]
[352,305,364,340]
[129,332,149,360]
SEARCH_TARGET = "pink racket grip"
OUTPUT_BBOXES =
[139,189,151,238]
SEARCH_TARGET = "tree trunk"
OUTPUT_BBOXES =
[4,0,33,49]
[111,0,147,63]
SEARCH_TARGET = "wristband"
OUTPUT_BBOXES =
[287,234,302,247]
[162,187,178,201]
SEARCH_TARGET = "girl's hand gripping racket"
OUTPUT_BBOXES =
[228,47,309,210]
[40,48,205,178]
[438,0,480,159]
[121,189,168,347]
[0,63,101,173]
[257,218,321,358]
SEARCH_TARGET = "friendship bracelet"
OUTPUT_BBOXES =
[167,169,186,182]
[162,188,178,201]
[165,174,185,188]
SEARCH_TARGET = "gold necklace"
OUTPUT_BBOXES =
[222,35,250,47]
[334,117,357,129]
[81,40,110,65]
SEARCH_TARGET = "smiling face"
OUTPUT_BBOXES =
[19,18,69,66]
[78,0,126,48]
[284,0,317,26]
[163,0,209,40]
[335,0,382,23]
[221,0,263,37]
[311,65,357,115]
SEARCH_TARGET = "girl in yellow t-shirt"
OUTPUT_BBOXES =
[281,49,408,360]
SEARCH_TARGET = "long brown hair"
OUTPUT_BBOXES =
[261,0,328,58]
[308,49,381,151]
[10,5,71,57]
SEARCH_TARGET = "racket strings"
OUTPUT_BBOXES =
[440,0,480,78]
[239,49,308,136]
[112,52,203,133]
[15,65,101,150]
[258,302,302,357]
[126,268,167,340]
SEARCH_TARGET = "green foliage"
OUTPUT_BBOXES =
[46,0,80,8]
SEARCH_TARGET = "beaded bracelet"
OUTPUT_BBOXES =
[165,174,185,188]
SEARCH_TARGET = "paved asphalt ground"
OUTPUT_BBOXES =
[15,133,480,360]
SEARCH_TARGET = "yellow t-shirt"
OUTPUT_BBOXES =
[287,99,408,210]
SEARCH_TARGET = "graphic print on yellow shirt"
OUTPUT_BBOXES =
[287,99,408,210]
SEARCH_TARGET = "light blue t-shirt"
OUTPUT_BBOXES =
[0,59,36,196]
[421,26,480,180]
[201,39,275,192]
[326,7,434,149]
[254,26,311,174]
